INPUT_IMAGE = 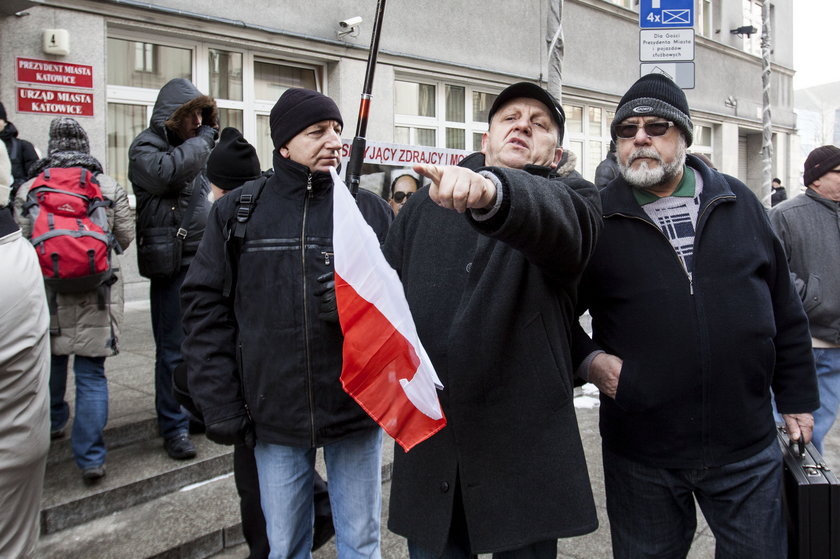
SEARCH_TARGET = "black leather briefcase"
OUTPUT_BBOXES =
[777,425,840,559]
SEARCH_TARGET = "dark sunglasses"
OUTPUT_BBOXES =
[392,191,413,203]
[614,121,675,139]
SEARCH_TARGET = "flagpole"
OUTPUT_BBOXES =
[345,0,387,198]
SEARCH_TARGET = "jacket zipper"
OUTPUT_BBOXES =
[302,173,317,447]
[612,213,694,294]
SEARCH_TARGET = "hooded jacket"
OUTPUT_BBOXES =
[181,153,393,447]
[128,78,217,267]
[384,152,601,554]
[573,155,819,468]
[0,122,39,191]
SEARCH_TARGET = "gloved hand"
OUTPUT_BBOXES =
[313,272,339,323]
[206,414,255,448]
[197,124,219,143]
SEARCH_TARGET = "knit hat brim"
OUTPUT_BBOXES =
[611,74,693,147]
[804,145,840,186]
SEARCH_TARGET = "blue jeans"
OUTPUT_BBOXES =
[602,440,786,559]
[254,428,383,559]
[51,354,108,470]
[811,347,840,453]
[149,267,189,439]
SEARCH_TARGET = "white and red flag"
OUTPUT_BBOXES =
[330,168,446,451]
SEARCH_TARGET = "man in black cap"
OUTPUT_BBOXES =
[770,145,840,456]
[384,82,601,558]
[0,102,39,205]
[181,89,391,558]
[572,73,818,558]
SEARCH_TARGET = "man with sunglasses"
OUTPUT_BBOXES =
[770,145,840,455]
[572,73,818,558]
[384,82,600,559]
[388,173,419,215]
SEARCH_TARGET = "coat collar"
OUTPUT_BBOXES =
[600,154,735,220]
[270,151,334,198]
[459,152,556,177]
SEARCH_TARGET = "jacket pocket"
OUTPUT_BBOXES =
[803,273,822,314]
[136,227,182,279]
[524,313,572,411]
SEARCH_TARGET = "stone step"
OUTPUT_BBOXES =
[47,416,159,466]
[38,472,243,559]
[41,434,232,535]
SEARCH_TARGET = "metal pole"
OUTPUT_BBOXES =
[346,0,387,198]
[760,2,774,206]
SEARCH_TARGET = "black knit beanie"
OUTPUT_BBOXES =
[0,102,6,121]
[611,74,693,146]
[48,117,90,155]
[803,145,840,186]
[207,127,261,190]
[269,88,343,150]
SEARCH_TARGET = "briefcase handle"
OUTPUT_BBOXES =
[789,437,806,459]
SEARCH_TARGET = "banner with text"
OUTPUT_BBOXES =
[17,87,94,117]
[16,57,94,89]
[340,140,468,168]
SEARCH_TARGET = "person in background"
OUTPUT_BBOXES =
[574,73,817,558]
[770,145,840,453]
[594,140,620,189]
[0,139,51,558]
[14,117,134,483]
[129,78,217,461]
[388,173,420,215]
[0,101,39,205]
[771,177,788,207]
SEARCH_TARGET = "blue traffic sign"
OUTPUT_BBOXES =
[640,0,694,29]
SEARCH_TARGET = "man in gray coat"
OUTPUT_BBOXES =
[770,145,840,452]
[384,82,601,558]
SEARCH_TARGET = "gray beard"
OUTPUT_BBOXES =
[619,140,687,190]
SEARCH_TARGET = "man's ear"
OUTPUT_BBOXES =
[480,131,489,156]
[279,146,290,159]
[548,147,564,169]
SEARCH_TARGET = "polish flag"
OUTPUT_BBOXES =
[330,168,446,452]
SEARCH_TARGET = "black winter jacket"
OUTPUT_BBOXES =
[384,153,601,554]
[0,122,38,191]
[180,154,392,447]
[573,155,819,468]
[128,78,215,266]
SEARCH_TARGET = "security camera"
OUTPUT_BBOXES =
[339,16,363,29]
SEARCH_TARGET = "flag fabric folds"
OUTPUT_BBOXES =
[330,168,446,451]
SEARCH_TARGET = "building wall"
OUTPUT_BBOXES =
[0,0,799,202]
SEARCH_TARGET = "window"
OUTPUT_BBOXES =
[696,0,714,37]
[394,78,496,150]
[741,0,763,56]
[107,34,324,191]
[690,123,714,160]
[607,0,635,9]
[563,103,613,180]
[107,38,191,89]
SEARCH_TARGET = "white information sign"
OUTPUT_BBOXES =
[639,29,695,62]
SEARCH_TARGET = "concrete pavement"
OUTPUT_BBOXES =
[103,271,840,558]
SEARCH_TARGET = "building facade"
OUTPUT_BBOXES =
[1,0,797,202]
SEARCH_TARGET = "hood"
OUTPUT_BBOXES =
[0,121,20,141]
[149,78,217,141]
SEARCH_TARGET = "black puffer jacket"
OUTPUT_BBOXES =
[128,78,216,266]
[181,153,393,447]
[0,122,38,192]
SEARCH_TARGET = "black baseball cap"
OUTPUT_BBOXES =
[488,82,566,143]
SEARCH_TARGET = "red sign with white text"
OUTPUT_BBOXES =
[17,87,94,117]
[17,57,93,89]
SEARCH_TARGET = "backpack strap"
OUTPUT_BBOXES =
[222,176,269,299]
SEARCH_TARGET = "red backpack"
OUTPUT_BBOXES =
[26,167,116,294]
